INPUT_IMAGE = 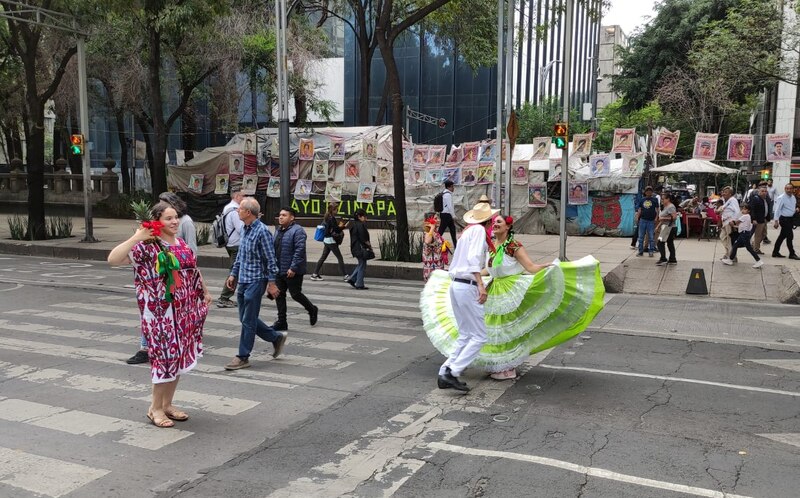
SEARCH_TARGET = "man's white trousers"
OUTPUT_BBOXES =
[440,281,487,377]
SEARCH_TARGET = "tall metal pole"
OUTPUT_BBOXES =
[558,0,573,260]
[77,37,95,242]
[276,0,290,208]
[503,0,514,216]
[494,0,504,206]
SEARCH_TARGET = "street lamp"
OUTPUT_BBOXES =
[538,60,562,102]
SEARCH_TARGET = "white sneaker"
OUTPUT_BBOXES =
[309,274,324,281]
[343,274,350,282]
[721,258,733,266]
[753,260,764,269]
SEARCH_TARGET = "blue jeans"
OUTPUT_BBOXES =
[237,280,281,359]
[638,219,656,254]
[350,258,367,287]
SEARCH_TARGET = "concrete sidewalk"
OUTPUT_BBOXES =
[1,215,799,303]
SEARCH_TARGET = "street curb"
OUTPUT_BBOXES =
[779,265,800,304]
[0,241,425,281]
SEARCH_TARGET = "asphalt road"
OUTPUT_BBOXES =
[0,255,799,498]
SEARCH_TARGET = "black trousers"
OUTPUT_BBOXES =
[313,243,346,276]
[438,212,457,247]
[275,274,315,324]
[657,226,677,262]
[774,216,796,256]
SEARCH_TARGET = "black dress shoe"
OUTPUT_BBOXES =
[126,350,149,365]
[355,286,369,290]
[437,372,470,392]
[272,321,288,331]
[790,254,800,260]
[763,238,771,244]
[773,253,785,258]
[309,306,318,326]
[346,280,356,288]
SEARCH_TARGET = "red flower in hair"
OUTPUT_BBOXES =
[424,215,438,226]
[142,220,163,236]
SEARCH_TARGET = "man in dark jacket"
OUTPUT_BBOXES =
[750,185,768,254]
[272,207,318,331]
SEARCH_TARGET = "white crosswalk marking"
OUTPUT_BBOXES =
[0,398,193,450]
[0,445,110,498]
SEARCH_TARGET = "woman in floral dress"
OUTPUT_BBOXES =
[422,213,450,282]
[108,202,212,428]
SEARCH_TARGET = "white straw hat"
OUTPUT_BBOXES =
[463,202,500,224]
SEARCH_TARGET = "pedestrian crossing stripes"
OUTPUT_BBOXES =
[0,445,109,498]
[0,277,428,497]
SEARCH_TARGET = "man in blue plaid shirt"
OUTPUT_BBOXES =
[224,197,285,370]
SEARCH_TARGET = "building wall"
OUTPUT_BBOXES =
[597,24,627,112]
[772,0,799,187]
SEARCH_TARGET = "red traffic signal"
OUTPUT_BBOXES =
[553,123,568,149]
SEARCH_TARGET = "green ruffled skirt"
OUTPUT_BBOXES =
[420,255,605,372]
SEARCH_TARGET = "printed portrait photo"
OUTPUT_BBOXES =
[242,174,257,195]
[229,154,244,175]
[528,183,547,208]
[299,138,315,161]
[568,181,589,205]
[214,174,229,195]
[532,138,550,160]
[590,154,610,177]
[693,133,718,160]
[188,174,204,194]
[329,138,345,160]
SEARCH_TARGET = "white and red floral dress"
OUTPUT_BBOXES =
[129,238,207,383]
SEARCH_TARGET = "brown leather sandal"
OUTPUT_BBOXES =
[147,412,175,428]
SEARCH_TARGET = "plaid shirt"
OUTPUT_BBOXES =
[230,220,278,283]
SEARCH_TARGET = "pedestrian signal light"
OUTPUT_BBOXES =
[553,123,568,149]
[761,169,770,180]
[70,134,85,156]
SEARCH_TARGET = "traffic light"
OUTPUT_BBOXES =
[553,123,568,149]
[70,134,85,156]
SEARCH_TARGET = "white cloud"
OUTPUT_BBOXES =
[604,0,657,37]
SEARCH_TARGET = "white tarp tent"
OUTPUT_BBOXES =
[649,159,739,175]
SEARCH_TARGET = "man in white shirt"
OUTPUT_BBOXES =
[218,190,246,307]
[437,201,498,392]
[772,183,799,259]
[437,180,457,248]
[718,186,740,260]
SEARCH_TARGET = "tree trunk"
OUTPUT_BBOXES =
[357,40,373,126]
[293,90,308,126]
[145,5,168,196]
[26,103,47,240]
[374,79,389,125]
[377,36,411,260]
[135,115,155,199]
[114,109,130,194]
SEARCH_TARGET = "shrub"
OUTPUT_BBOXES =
[196,223,211,246]
[95,190,152,219]
[7,214,27,240]
[378,225,423,263]
[46,216,73,239]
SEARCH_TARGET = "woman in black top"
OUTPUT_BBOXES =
[310,203,348,281]
[347,209,372,290]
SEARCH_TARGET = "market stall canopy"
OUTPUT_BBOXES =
[649,159,739,175]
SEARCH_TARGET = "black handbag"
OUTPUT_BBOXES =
[363,246,376,260]
[332,231,344,245]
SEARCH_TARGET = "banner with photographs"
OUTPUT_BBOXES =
[446,146,463,163]
[325,181,343,202]
[294,179,312,200]
[692,133,718,160]
[345,160,360,182]
[512,161,529,185]
[479,141,496,162]
[408,167,425,186]
[188,174,203,194]
[267,177,281,198]
[589,154,610,177]
[572,133,593,157]
[622,153,645,177]
[214,174,229,194]
[611,128,635,154]
[528,183,547,208]
[413,145,429,165]
[312,160,328,182]
[654,129,680,156]
[330,138,345,160]
[528,172,545,183]
[363,139,378,159]
[242,174,258,195]
[427,169,444,185]
[727,134,753,162]
[375,161,392,183]
[548,159,563,181]
[568,181,589,205]
[429,145,446,165]
[462,142,480,162]
[444,166,461,185]
[257,163,270,177]
[766,133,791,162]
[532,137,551,160]
[477,163,494,184]
[328,161,341,181]
[229,154,244,175]
[357,182,377,203]
[461,163,478,186]
[298,138,314,161]
[243,133,257,155]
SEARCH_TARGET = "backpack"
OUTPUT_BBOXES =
[212,209,235,248]
[433,191,445,213]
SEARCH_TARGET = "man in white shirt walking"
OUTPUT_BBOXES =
[718,186,740,260]
[218,190,245,307]
[438,180,457,248]
[437,201,498,392]
[772,183,799,260]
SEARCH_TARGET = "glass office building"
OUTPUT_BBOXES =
[343,0,601,148]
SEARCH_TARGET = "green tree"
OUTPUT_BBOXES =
[516,97,590,144]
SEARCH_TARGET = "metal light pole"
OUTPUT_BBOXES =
[77,37,95,242]
[503,0,514,216]
[276,0,291,207]
[494,0,504,206]
[558,0,573,261]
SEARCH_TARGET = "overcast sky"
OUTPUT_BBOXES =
[604,0,657,37]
